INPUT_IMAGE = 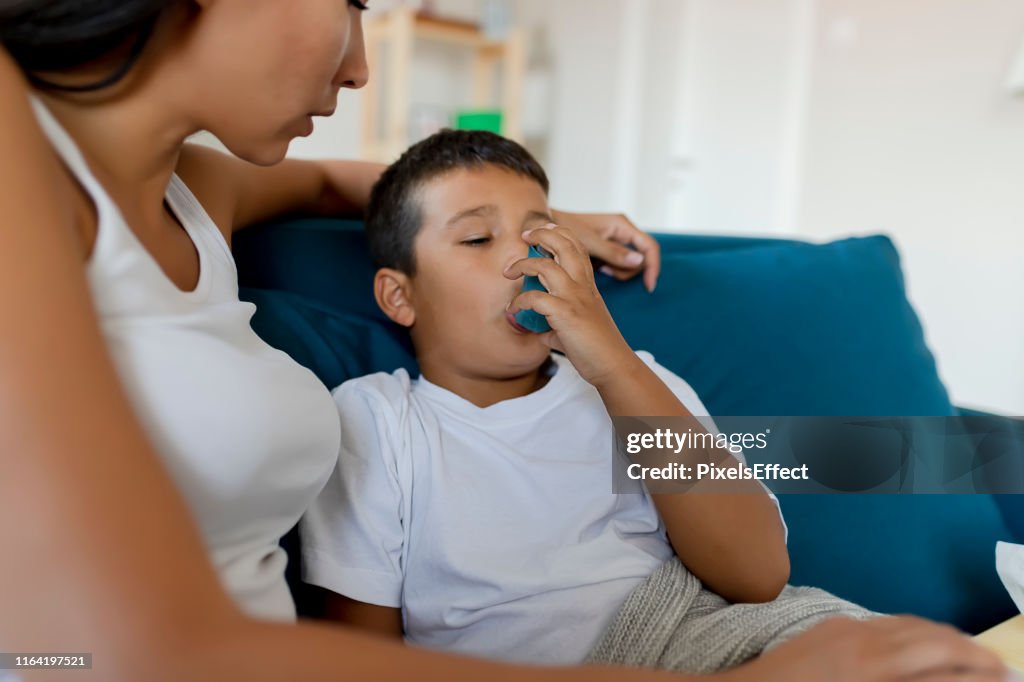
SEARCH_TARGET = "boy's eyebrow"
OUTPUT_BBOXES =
[523,210,554,225]
[445,206,553,228]
[446,205,552,227]
[446,205,497,228]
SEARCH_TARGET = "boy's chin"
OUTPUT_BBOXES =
[503,343,554,373]
[464,342,551,378]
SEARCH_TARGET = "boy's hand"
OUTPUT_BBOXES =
[504,224,637,388]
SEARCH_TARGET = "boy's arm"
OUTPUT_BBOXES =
[594,355,790,604]
[305,585,404,640]
[300,380,409,631]
[505,225,788,605]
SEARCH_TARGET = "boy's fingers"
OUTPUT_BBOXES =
[504,256,575,294]
[507,289,562,318]
[506,290,592,334]
[538,331,565,353]
[522,226,591,283]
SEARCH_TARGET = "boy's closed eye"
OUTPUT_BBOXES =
[461,236,492,247]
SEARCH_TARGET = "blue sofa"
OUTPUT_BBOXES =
[233,217,1023,634]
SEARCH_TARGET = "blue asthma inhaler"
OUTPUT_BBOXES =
[514,244,553,333]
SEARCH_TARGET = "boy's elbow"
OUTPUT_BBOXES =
[722,548,789,604]
[756,567,790,603]
[746,551,790,603]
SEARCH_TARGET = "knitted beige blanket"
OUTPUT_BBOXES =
[587,557,878,674]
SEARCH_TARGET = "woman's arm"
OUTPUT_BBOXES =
[305,586,405,640]
[175,143,385,232]
[176,146,662,290]
[0,49,242,678]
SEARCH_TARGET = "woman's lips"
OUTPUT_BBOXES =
[505,311,532,334]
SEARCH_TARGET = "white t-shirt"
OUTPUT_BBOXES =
[302,351,786,664]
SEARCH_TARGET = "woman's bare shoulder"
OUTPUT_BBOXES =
[0,47,26,100]
[0,51,96,252]
[0,51,78,232]
[0,52,43,159]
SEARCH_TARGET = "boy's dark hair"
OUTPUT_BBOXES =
[365,129,549,275]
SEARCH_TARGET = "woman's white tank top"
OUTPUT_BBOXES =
[30,99,341,622]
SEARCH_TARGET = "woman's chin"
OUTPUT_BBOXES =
[230,141,290,167]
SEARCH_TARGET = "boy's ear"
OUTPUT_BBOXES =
[374,268,416,328]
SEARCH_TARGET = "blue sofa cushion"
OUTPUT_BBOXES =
[233,218,1019,632]
[601,234,955,417]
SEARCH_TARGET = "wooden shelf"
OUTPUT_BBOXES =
[415,14,503,49]
[361,7,525,162]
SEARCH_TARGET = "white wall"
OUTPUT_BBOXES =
[658,0,812,234]
[510,0,632,212]
[279,0,1024,414]
[797,0,1024,413]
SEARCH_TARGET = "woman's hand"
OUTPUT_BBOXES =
[504,224,636,388]
[722,616,1014,682]
[551,209,661,293]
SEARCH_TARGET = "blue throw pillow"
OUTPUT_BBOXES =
[599,235,954,417]
[240,289,417,390]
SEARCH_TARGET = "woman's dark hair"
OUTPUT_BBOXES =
[365,129,550,276]
[0,0,172,92]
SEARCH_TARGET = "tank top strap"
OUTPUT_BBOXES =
[165,172,236,271]
[28,96,118,226]
[29,95,239,306]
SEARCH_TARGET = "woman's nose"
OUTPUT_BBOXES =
[338,56,369,90]
[339,56,369,90]
[337,21,370,90]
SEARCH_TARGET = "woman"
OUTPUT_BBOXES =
[0,2,1010,680]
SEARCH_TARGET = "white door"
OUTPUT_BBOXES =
[659,0,816,235]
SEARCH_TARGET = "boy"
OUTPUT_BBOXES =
[300,130,791,665]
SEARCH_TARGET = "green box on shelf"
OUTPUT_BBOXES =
[454,110,503,135]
